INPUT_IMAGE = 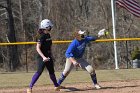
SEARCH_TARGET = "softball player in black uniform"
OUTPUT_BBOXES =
[27,19,60,93]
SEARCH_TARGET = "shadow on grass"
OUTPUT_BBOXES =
[101,85,140,89]
[61,85,140,92]
[60,87,94,92]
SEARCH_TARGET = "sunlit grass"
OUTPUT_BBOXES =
[0,69,140,88]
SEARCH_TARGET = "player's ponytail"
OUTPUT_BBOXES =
[72,29,80,38]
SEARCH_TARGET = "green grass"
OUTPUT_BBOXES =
[0,69,140,88]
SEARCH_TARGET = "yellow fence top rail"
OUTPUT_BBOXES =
[96,38,140,42]
[0,38,140,46]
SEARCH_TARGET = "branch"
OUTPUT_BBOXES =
[0,12,7,17]
[13,14,20,20]
[0,4,7,10]
[6,34,10,43]
[0,8,5,11]
[0,50,9,61]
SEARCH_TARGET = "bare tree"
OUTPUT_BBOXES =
[0,0,20,71]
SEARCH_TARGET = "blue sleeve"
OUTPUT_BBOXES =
[85,36,97,41]
[65,40,76,58]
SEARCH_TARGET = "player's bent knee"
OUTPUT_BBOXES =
[86,65,95,75]
[63,70,70,76]
[90,70,95,75]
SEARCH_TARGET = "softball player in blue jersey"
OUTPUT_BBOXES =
[57,29,106,89]
[27,19,60,93]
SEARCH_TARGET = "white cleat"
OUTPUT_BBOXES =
[27,88,32,93]
[54,86,60,91]
[94,84,101,89]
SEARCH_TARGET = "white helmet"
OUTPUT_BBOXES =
[39,19,53,29]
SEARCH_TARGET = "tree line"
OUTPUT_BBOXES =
[0,0,140,72]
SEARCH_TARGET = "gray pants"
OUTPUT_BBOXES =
[63,58,95,76]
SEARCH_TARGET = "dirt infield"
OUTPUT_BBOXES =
[0,80,140,93]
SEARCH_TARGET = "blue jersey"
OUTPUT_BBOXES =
[65,36,97,58]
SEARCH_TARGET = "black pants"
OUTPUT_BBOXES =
[36,56,55,75]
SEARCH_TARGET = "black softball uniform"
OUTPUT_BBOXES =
[36,33,54,74]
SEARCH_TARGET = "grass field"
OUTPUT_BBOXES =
[0,69,140,89]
